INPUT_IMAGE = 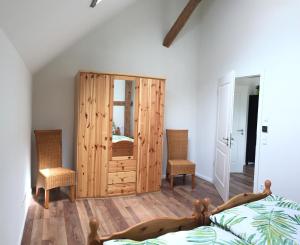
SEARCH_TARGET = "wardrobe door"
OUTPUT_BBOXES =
[137,78,165,193]
[75,72,110,198]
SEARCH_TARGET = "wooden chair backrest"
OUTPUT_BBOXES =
[166,129,188,160]
[34,130,62,170]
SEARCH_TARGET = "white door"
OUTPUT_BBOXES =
[231,85,249,173]
[214,71,235,201]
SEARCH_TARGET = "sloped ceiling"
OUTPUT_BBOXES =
[0,0,137,73]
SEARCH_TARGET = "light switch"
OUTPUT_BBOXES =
[262,126,268,133]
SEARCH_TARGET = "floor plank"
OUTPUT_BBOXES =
[22,177,225,244]
[229,164,254,198]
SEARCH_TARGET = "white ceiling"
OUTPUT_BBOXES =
[0,0,137,73]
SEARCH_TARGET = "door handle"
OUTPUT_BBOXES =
[222,137,229,146]
[236,129,244,135]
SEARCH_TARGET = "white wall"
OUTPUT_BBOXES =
[33,0,201,182]
[0,29,32,245]
[196,0,300,202]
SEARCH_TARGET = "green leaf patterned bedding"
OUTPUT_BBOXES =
[104,226,249,245]
[210,195,300,245]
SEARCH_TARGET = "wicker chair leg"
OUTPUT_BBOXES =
[45,189,50,209]
[170,175,174,190]
[70,185,75,202]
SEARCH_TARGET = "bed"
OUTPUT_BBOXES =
[112,135,134,157]
[88,180,300,245]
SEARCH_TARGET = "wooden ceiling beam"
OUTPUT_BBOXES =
[163,0,202,48]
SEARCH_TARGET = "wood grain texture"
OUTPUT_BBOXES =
[76,73,165,198]
[163,0,202,47]
[108,171,136,185]
[108,160,136,172]
[137,79,165,193]
[211,180,271,216]
[89,199,208,245]
[76,73,110,198]
[124,80,132,137]
[230,164,254,198]
[112,141,134,157]
[22,177,224,245]
[107,183,136,196]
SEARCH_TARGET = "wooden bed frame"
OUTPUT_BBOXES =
[112,141,134,157]
[88,180,272,245]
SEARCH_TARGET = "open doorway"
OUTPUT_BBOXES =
[229,75,260,198]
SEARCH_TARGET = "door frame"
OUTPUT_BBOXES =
[231,84,250,173]
[233,70,266,194]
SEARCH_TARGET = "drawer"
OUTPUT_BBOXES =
[109,160,136,173]
[107,183,136,196]
[108,171,136,185]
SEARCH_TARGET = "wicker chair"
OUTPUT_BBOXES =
[35,130,75,208]
[166,130,196,190]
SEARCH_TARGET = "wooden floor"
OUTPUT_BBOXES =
[229,164,255,198]
[21,177,223,245]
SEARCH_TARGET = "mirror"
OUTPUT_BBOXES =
[112,79,136,157]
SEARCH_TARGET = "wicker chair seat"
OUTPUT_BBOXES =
[39,168,75,190]
[168,160,195,175]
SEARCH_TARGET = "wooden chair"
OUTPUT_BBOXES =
[166,130,195,190]
[35,130,76,208]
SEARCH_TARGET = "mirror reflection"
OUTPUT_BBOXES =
[112,79,135,157]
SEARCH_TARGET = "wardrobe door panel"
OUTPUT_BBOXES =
[137,78,150,193]
[76,73,110,198]
[137,79,165,193]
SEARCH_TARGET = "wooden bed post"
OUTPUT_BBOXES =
[263,179,272,195]
[193,198,211,226]
[88,218,102,245]
[210,180,272,215]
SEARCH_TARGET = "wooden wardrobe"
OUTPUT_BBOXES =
[75,72,165,198]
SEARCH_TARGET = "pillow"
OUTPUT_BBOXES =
[104,225,249,245]
[210,195,300,245]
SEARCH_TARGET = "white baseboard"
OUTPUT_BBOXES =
[18,188,32,244]
[196,172,214,183]
[230,163,244,173]
[162,173,213,183]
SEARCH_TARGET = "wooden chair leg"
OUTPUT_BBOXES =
[45,189,50,209]
[183,174,186,184]
[170,175,174,190]
[192,174,195,189]
[36,186,39,197]
[70,185,75,202]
